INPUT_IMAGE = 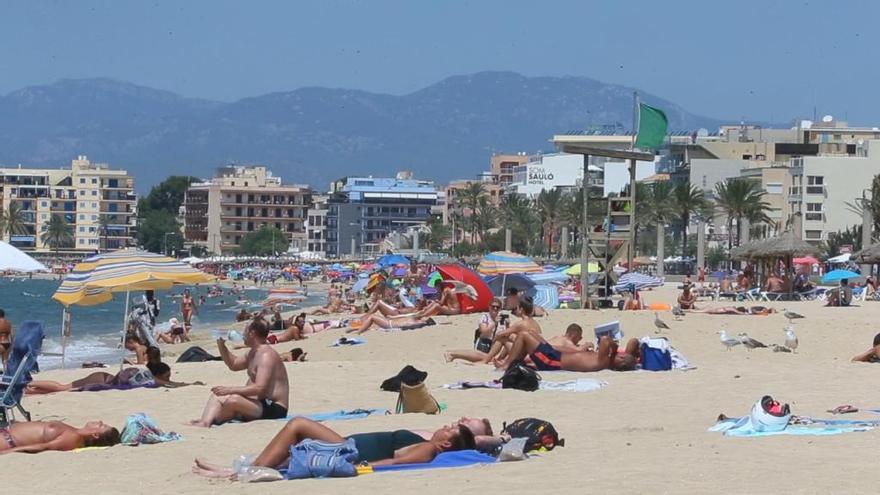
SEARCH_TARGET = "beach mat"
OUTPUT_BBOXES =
[229,408,387,425]
[709,417,873,437]
[372,450,496,472]
[444,378,606,392]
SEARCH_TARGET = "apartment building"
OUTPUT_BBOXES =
[490,153,529,186]
[306,193,329,255]
[323,172,439,257]
[0,155,136,252]
[183,166,312,254]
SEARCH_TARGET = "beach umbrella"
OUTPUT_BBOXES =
[477,251,542,275]
[612,272,664,293]
[527,269,572,285]
[426,271,443,287]
[532,284,560,310]
[793,256,819,265]
[52,248,215,366]
[485,274,536,298]
[821,269,861,284]
[435,263,493,313]
[377,254,409,268]
[563,262,600,276]
[0,241,49,272]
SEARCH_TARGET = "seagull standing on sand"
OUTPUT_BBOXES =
[783,309,805,324]
[784,326,799,352]
[717,330,741,351]
[654,312,671,333]
[738,332,767,350]
[672,306,685,320]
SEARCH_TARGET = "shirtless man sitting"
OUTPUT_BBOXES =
[765,273,785,293]
[498,332,621,373]
[677,285,697,310]
[468,298,541,365]
[410,284,461,317]
[189,318,290,427]
[0,420,119,454]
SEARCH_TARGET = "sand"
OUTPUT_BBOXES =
[6,283,880,494]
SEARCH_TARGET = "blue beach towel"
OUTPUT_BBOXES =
[710,416,872,437]
[330,337,366,347]
[372,450,497,472]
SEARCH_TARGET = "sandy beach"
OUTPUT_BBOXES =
[7,283,880,494]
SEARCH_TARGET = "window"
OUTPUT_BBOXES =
[89,227,96,233]
[79,239,85,244]
[80,178,86,184]
[41,201,47,207]
[805,230,823,240]
[92,215,97,220]
[91,178,97,184]
[807,176,824,185]
[79,190,85,196]
[79,214,85,220]
[91,202,97,208]
[79,202,85,208]
[41,214,47,220]
[91,190,97,196]
[765,183,783,194]
[79,227,85,232]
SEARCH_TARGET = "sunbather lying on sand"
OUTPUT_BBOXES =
[0,420,119,454]
[25,362,203,394]
[412,416,504,452]
[192,417,476,478]
[346,313,436,334]
[498,334,632,373]
[851,333,880,363]
[280,347,307,362]
[689,306,775,315]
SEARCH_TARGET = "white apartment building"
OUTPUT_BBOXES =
[0,155,137,252]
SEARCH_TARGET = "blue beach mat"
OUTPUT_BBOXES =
[230,408,387,424]
[709,416,873,437]
[372,450,497,472]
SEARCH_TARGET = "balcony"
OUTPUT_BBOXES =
[102,191,136,201]
[805,185,826,196]
[804,212,824,222]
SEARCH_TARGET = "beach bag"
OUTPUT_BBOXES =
[176,346,221,363]
[500,361,541,391]
[749,395,791,432]
[396,382,440,414]
[640,338,672,371]
[120,413,182,445]
[501,418,564,452]
[286,438,358,479]
[474,329,492,353]
[380,365,427,392]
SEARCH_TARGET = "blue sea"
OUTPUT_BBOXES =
[0,278,324,369]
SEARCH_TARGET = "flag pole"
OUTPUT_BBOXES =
[631,91,639,151]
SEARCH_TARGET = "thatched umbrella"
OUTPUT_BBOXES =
[729,238,770,261]
[746,231,818,298]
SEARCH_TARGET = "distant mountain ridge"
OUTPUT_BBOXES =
[0,71,724,192]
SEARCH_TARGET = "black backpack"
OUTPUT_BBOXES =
[176,346,221,363]
[380,365,428,392]
[501,418,564,451]
[500,360,540,391]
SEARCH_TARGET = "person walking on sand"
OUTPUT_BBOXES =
[189,318,290,427]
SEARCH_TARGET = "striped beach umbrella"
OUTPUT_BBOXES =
[53,248,215,307]
[477,251,542,275]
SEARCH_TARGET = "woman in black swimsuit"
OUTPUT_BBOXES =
[193,417,475,477]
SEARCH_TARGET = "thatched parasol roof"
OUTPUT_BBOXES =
[747,231,818,259]
[729,237,771,261]
[853,243,880,264]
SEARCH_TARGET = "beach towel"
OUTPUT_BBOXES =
[371,450,496,472]
[330,337,365,347]
[709,417,870,437]
[120,413,182,445]
[444,379,606,392]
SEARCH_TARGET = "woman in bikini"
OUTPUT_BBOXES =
[181,289,196,328]
[192,417,475,478]
[0,420,119,454]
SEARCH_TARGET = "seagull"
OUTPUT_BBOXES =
[784,326,799,352]
[717,330,741,351]
[782,309,805,324]
[654,312,671,333]
[672,306,685,320]
[738,332,767,350]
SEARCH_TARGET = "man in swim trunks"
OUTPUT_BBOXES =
[466,297,542,365]
[499,333,620,373]
[677,284,697,310]
[0,309,12,366]
[0,420,119,454]
[192,417,475,477]
[189,318,290,427]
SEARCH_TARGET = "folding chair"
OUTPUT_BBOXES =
[0,321,45,427]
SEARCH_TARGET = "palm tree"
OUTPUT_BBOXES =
[1,203,28,239]
[474,196,495,247]
[673,183,712,256]
[643,182,676,258]
[98,215,111,252]
[40,214,74,257]
[714,179,770,249]
[456,182,487,243]
[537,188,563,257]
[499,194,540,255]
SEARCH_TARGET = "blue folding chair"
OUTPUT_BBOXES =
[0,321,45,427]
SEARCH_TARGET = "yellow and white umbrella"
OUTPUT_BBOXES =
[52,248,215,367]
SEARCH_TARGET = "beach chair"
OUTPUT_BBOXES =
[0,321,45,427]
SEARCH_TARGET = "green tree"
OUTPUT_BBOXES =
[1,202,28,237]
[137,210,183,254]
[633,182,675,256]
[673,183,712,257]
[138,176,200,215]
[713,179,770,249]
[455,182,487,243]
[238,226,289,256]
[537,188,564,257]
[822,225,863,259]
[498,194,540,255]
[40,214,74,256]
[422,216,451,252]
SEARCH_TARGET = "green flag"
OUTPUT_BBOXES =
[634,103,668,150]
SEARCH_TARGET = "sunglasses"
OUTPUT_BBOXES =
[490,306,501,310]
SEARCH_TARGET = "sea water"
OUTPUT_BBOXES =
[0,278,324,369]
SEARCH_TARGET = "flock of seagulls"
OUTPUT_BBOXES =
[651,307,802,353]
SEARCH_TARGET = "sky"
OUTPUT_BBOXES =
[1,0,878,124]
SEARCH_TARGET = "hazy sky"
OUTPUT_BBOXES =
[1,0,877,123]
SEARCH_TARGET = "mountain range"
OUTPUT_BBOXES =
[0,71,725,192]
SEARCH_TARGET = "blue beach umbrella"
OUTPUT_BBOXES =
[821,269,861,284]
